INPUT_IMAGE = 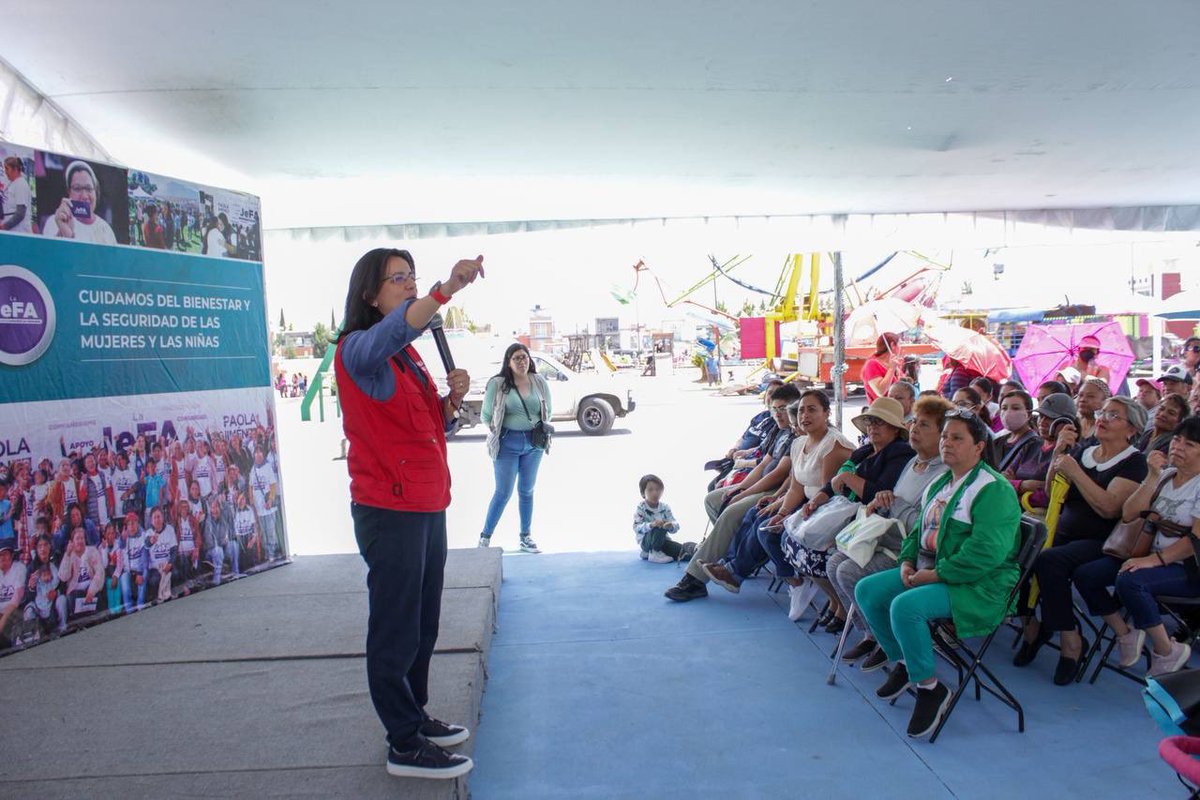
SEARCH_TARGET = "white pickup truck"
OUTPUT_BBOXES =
[448,350,636,436]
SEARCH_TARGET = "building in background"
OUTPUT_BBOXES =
[529,305,556,352]
[282,330,314,358]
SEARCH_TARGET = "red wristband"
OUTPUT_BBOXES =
[430,287,451,305]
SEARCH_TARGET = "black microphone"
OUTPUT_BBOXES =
[426,312,456,372]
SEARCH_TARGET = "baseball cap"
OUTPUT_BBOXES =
[1158,364,1194,385]
[0,542,14,554]
[1057,366,1081,383]
[1036,393,1077,421]
[1135,378,1163,393]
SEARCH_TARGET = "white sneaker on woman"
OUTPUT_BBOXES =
[1149,641,1192,677]
[1116,629,1146,668]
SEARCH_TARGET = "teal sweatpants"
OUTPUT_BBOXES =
[855,567,953,684]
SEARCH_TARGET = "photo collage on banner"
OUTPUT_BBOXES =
[0,144,282,656]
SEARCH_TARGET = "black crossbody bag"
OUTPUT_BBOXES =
[519,387,553,450]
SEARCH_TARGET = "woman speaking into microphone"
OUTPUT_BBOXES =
[335,248,483,780]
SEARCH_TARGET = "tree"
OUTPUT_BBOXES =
[278,308,286,329]
[330,307,336,330]
[739,299,757,317]
[444,306,470,330]
[715,300,728,313]
[312,322,333,359]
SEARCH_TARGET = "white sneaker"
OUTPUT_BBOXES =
[647,550,673,564]
[788,581,821,622]
[639,550,649,561]
[1149,641,1192,677]
[1116,629,1146,668]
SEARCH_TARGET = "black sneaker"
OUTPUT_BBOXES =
[519,535,541,554]
[842,638,878,663]
[860,647,888,673]
[386,737,474,779]
[664,573,708,602]
[420,717,470,747]
[876,662,911,700]
[907,681,952,739]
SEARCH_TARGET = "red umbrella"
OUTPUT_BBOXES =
[924,322,1013,383]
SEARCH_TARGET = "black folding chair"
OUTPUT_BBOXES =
[1084,610,1152,686]
[920,514,1048,743]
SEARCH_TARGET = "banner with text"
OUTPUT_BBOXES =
[0,143,285,657]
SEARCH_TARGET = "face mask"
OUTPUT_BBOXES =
[1079,349,1096,363]
[1001,409,1030,432]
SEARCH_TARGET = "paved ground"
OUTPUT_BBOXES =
[277,365,863,557]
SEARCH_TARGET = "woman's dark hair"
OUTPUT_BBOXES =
[970,376,996,402]
[953,385,994,427]
[799,388,831,411]
[945,411,990,443]
[639,474,664,496]
[873,332,899,358]
[1159,394,1191,428]
[338,248,414,342]
[1174,416,1200,445]
[496,343,537,392]
[1039,380,1069,396]
[772,383,802,405]
[1000,389,1034,412]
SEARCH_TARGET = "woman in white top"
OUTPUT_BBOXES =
[204,212,235,258]
[701,390,854,597]
[827,395,954,666]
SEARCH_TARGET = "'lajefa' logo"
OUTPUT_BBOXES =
[0,265,56,366]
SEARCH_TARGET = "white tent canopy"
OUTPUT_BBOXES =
[2,1,1198,231]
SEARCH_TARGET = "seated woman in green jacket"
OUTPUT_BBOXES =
[855,408,1022,739]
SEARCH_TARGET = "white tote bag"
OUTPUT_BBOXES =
[835,508,901,568]
[784,495,861,552]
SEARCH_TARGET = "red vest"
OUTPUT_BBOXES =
[335,344,451,512]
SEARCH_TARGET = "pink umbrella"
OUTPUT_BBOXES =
[1012,321,1135,393]
[924,322,1013,383]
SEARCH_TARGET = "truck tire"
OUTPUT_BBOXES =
[577,397,615,435]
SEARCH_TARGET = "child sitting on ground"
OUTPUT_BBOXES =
[633,475,695,564]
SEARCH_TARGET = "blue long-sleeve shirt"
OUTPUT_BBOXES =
[338,299,455,432]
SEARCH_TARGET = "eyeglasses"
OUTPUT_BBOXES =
[770,405,790,414]
[379,271,416,286]
[1187,346,1200,354]
[1095,410,1128,422]
[510,355,530,363]
[862,416,889,428]
[953,399,975,408]
[69,183,96,194]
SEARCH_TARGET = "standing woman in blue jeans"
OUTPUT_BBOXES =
[479,343,552,553]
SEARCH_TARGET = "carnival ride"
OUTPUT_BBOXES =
[628,251,953,390]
